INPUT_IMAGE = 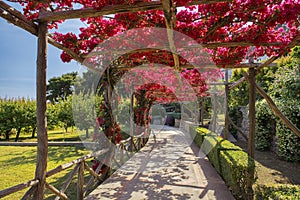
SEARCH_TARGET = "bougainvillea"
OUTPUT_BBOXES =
[12,0,300,66]
[10,0,300,148]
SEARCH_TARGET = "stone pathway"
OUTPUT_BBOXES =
[86,126,234,200]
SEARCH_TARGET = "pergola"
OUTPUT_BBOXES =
[0,0,299,199]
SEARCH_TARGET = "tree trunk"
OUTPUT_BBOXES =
[15,128,22,142]
[31,127,36,138]
[65,125,68,133]
[85,128,89,138]
[5,130,10,140]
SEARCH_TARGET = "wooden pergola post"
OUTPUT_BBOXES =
[247,67,256,158]
[33,21,48,199]
[224,69,229,140]
[246,67,256,199]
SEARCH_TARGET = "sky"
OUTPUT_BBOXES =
[0,3,85,99]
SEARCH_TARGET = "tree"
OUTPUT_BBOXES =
[269,47,300,100]
[47,72,78,103]
[12,98,37,141]
[73,92,97,138]
[0,99,17,140]
[57,97,75,133]
[46,102,59,131]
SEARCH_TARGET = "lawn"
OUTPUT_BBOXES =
[0,146,91,199]
[0,128,91,142]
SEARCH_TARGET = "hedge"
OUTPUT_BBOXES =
[276,100,300,162]
[255,99,300,161]
[190,127,255,199]
[255,184,300,200]
[255,100,276,150]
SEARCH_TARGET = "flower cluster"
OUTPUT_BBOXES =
[93,102,123,144]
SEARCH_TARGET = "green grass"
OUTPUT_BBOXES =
[0,146,91,199]
[0,128,87,142]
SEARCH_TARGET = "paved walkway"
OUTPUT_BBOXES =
[86,126,234,200]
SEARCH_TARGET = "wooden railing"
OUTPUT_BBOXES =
[0,129,150,200]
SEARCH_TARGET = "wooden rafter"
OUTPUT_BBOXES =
[37,0,232,22]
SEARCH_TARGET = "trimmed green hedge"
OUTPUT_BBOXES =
[191,127,255,199]
[255,184,300,200]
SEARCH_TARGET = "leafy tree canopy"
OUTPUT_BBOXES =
[46,72,78,103]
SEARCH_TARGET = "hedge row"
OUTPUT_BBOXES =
[190,126,255,199]
[254,184,300,200]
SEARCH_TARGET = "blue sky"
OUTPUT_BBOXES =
[0,6,84,99]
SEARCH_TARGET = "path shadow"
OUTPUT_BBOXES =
[86,127,234,199]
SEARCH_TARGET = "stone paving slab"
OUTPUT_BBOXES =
[86,126,234,200]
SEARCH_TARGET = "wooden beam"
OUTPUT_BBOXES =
[0,180,39,198]
[0,7,37,35]
[45,183,69,200]
[0,1,30,23]
[21,186,37,200]
[0,2,85,64]
[33,21,48,200]
[257,35,300,71]
[46,149,108,178]
[38,0,232,22]
[48,35,84,63]
[77,162,84,200]
[224,69,229,139]
[162,0,180,71]
[229,35,300,89]
[54,164,80,200]
[246,67,256,199]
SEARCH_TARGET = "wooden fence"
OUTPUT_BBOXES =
[0,130,149,200]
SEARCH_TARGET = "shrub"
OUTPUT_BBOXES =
[192,127,256,199]
[255,100,276,150]
[255,184,300,200]
[275,100,300,162]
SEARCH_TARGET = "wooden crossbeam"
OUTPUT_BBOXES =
[37,0,232,22]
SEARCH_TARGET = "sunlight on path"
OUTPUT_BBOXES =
[86,126,234,200]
